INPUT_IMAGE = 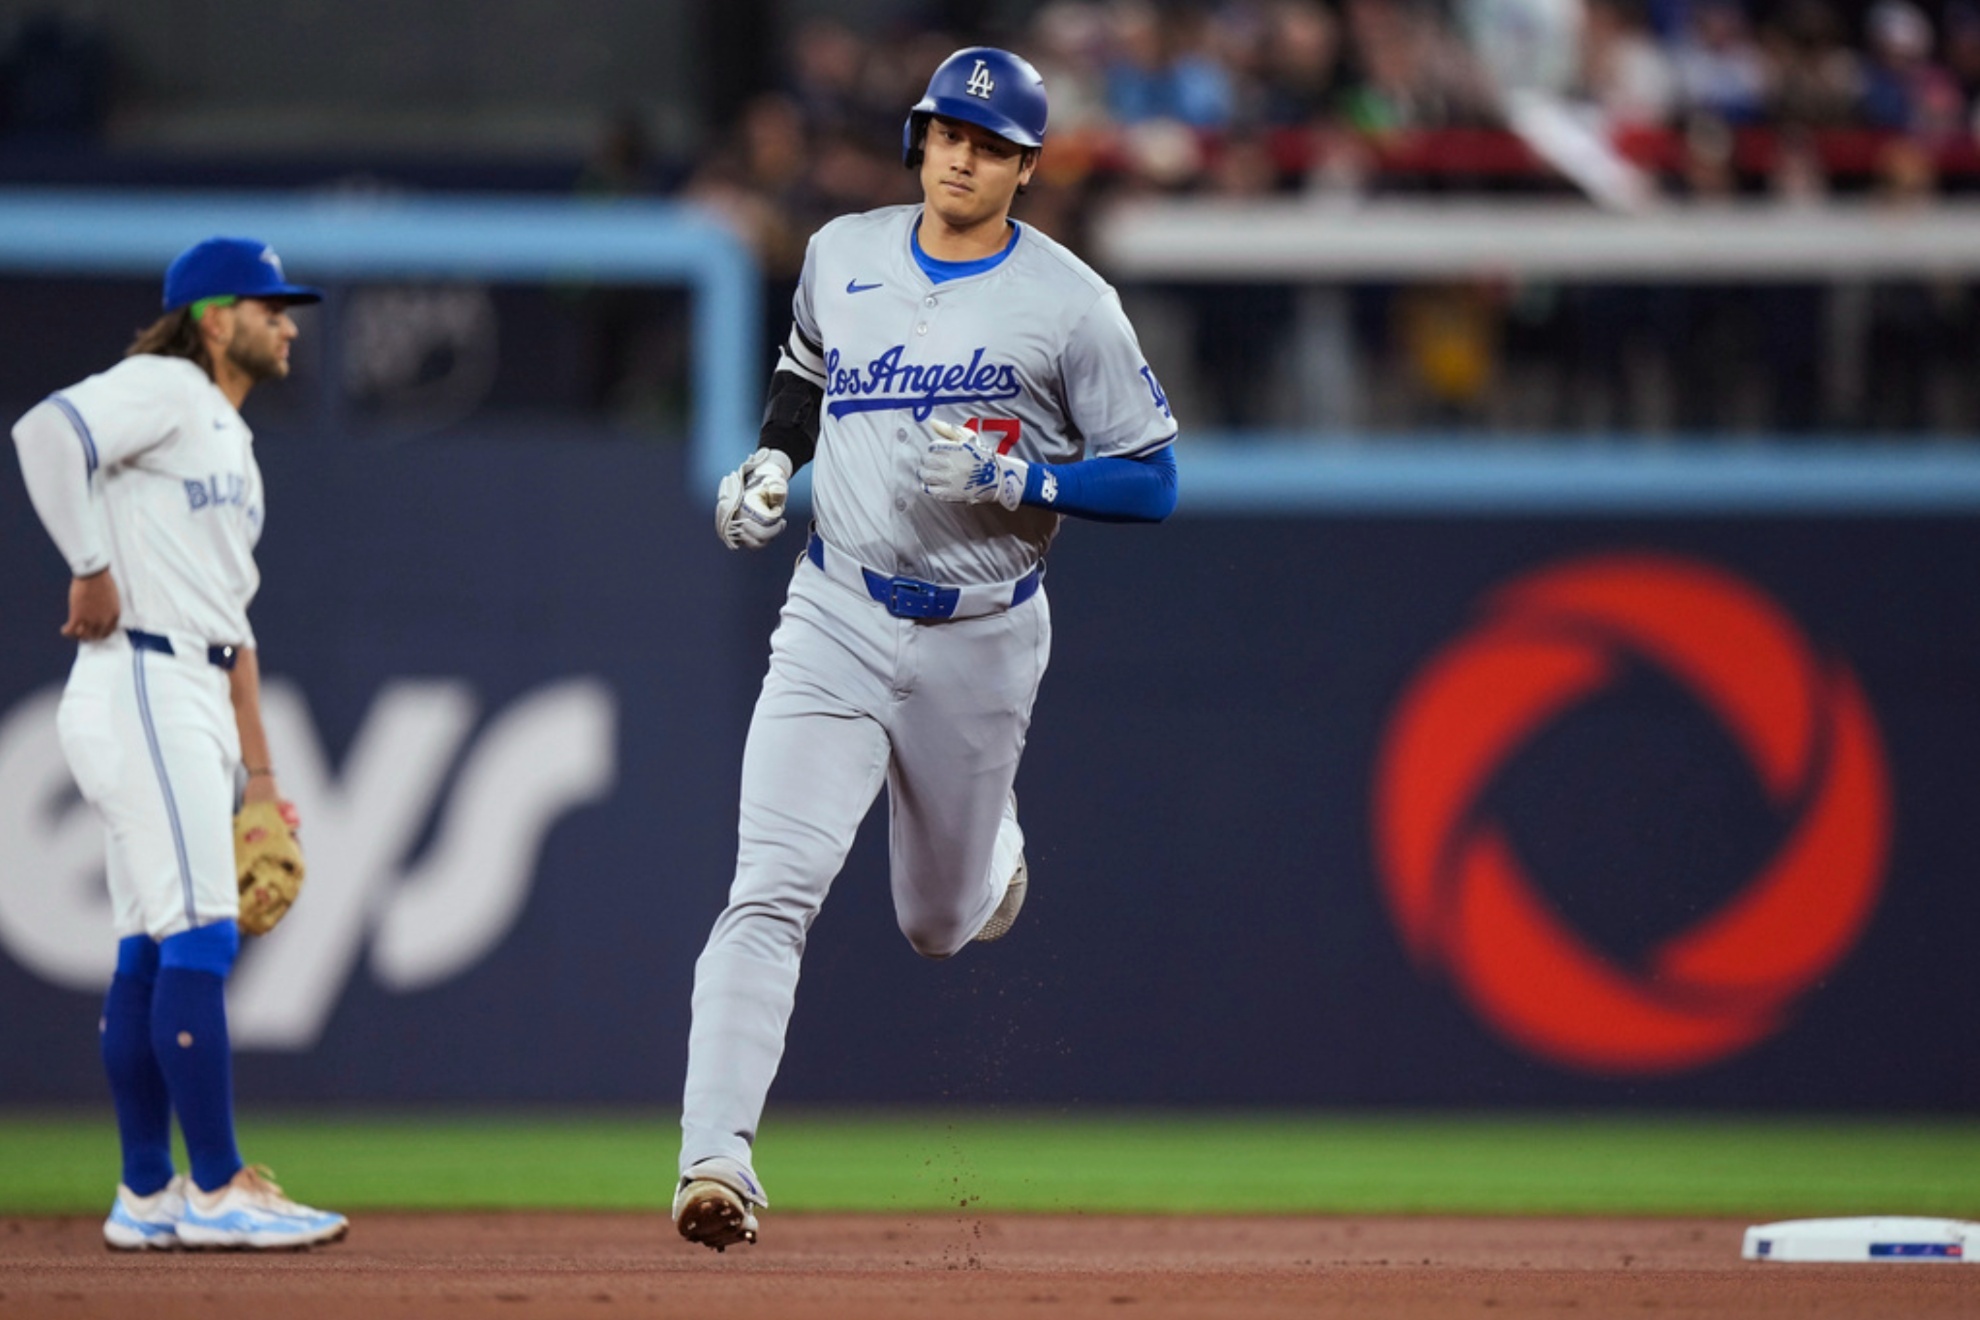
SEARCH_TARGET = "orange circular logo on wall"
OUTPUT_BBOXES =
[1371,553,1891,1075]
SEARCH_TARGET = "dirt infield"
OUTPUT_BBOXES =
[4,1212,1975,1319]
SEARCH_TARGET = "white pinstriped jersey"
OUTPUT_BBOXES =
[790,205,1176,586]
[17,355,264,647]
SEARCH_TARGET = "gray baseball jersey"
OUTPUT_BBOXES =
[797,205,1175,583]
[680,207,1175,1193]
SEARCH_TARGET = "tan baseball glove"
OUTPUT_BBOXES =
[234,800,306,936]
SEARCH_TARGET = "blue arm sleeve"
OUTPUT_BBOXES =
[1022,444,1178,523]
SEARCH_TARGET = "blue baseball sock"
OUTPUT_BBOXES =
[153,922,243,1194]
[101,935,174,1196]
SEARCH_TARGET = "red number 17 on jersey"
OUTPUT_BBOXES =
[965,417,1021,455]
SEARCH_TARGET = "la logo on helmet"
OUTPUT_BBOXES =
[966,59,995,99]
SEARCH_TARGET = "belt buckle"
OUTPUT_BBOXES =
[884,576,956,620]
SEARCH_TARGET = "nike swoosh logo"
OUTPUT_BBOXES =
[212,419,227,429]
[846,279,882,294]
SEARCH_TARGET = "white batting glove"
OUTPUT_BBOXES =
[919,419,1028,512]
[715,447,793,550]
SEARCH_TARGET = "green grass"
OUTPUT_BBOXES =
[3,1109,1975,1219]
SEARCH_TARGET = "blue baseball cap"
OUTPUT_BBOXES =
[162,236,324,312]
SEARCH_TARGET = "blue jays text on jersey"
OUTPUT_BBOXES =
[184,472,248,511]
[825,345,1023,421]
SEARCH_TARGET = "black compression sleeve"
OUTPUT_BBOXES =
[761,370,823,472]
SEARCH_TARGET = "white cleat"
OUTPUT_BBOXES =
[176,1165,348,1250]
[975,793,1027,943]
[103,1174,186,1251]
[672,1157,765,1252]
[975,855,1028,942]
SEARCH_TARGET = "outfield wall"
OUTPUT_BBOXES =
[2,433,1976,1111]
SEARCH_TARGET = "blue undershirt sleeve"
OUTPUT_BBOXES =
[1021,445,1177,523]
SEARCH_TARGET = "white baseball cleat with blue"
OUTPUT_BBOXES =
[672,1156,765,1251]
[176,1165,348,1250]
[103,1174,187,1251]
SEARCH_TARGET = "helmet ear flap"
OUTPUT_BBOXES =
[902,112,928,169]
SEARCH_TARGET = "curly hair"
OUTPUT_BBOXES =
[124,308,213,376]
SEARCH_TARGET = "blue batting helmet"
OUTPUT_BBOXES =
[902,46,1049,168]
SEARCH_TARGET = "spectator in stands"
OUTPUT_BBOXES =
[1762,0,1864,129]
[1858,0,1963,137]
[1103,0,1237,127]
[1028,1,1114,134]
[1020,5,1116,221]
[803,123,910,218]
[732,93,819,277]
[1582,0,1679,129]
[1340,0,1496,130]
[1670,0,1770,124]
[667,2,1976,441]
[1255,0,1348,126]
[683,92,903,360]
[784,18,872,140]
[1396,280,1500,426]
[854,28,964,148]
[1945,3,1980,133]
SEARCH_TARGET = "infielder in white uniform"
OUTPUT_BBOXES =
[673,47,1179,1251]
[11,237,347,1250]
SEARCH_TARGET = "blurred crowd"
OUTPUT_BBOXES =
[677,0,1980,247]
[9,0,1975,437]
[658,0,1980,437]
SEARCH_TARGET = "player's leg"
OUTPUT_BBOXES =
[150,813,346,1244]
[100,927,186,1249]
[885,590,1052,958]
[58,644,184,1248]
[68,639,344,1248]
[102,936,174,1186]
[151,920,243,1192]
[678,566,893,1244]
[97,646,247,1195]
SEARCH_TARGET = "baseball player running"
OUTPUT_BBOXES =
[674,46,1179,1251]
[11,237,347,1250]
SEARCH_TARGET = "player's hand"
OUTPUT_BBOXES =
[715,448,793,550]
[919,420,1028,512]
[61,569,120,641]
